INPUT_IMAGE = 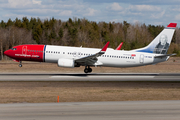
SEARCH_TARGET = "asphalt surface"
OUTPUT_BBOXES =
[1,101,180,120]
[1,74,180,120]
[0,73,180,81]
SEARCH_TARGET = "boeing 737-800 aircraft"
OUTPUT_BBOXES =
[4,23,177,73]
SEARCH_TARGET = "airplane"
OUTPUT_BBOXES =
[4,23,177,73]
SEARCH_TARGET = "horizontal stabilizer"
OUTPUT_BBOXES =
[154,53,176,58]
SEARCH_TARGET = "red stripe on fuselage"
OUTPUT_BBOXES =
[5,45,45,62]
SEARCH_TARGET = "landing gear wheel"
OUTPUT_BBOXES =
[88,68,92,73]
[84,68,89,73]
[19,61,22,68]
[84,66,92,73]
[19,64,22,67]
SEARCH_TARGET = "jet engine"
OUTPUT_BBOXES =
[58,58,74,68]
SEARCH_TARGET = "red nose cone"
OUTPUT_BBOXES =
[4,50,12,57]
[4,50,9,56]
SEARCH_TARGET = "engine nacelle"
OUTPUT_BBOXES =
[58,58,74,68]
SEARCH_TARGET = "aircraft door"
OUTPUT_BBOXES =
[22,46,27,55]
[140,54,144,63]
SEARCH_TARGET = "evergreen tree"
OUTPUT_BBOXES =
[14,18,22,28]
[6,18,14,27]
[58,28,63,39]
[33,24,42,44]
[0,20,6,28]
[22,17,29,29]
[109,22,114,32]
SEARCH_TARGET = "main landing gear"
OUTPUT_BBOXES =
[19,61,22,67]
[84,66,92,73]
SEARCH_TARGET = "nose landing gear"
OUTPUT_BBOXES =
[84,66,92,73]
[19,61,22,67]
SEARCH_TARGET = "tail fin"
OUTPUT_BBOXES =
[132,23,177,54]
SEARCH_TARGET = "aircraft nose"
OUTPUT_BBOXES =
[4,50,10,56]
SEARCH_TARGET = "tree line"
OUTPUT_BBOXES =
[1,17,180,60]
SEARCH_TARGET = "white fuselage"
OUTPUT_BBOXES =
[44,45,167,67]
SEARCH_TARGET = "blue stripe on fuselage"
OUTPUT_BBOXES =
[136,49,153,53]
[43,45,46,62]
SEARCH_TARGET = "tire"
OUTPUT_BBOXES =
[88,68,92,73]
[84,68,89,73]
[19,64,22,67]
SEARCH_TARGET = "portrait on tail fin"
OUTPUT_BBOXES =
[153,34,169,54]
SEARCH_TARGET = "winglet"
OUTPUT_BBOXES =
[101,42,110,52]
[116,42,123,50]
[167,23,177,28]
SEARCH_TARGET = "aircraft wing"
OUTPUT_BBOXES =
[75,42,110,66]
[154,53,176,58]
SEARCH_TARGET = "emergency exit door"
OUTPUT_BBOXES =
[140,54,144,63]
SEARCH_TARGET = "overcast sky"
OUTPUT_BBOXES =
[0,0,179,26]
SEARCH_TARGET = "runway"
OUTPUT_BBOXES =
[1,101,180,120]
[0,73,180,81]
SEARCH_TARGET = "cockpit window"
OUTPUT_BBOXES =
[11,48,17,50]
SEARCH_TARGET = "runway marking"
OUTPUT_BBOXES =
[50,76,154,78]
[0,73,180,81]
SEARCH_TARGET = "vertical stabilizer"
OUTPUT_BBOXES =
[132,23,177,54]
